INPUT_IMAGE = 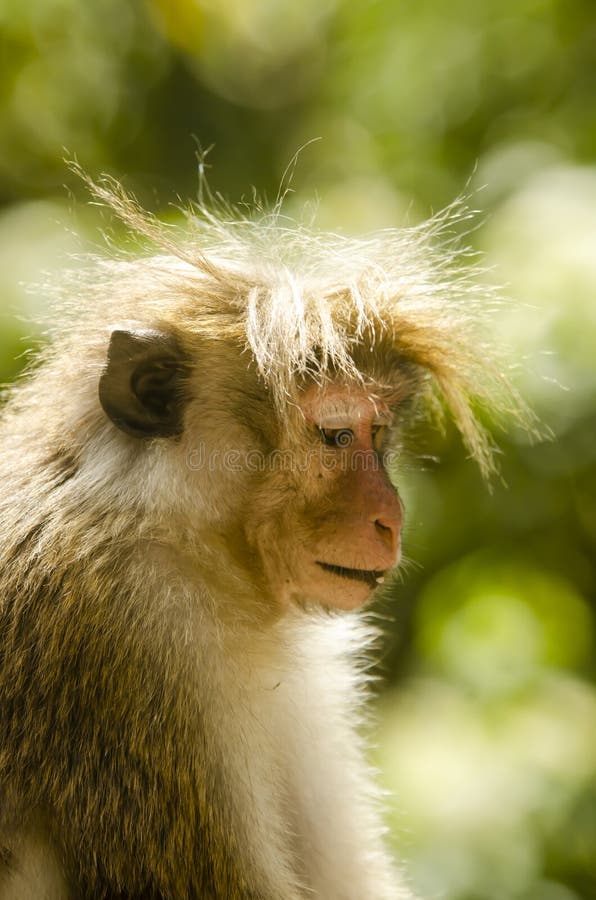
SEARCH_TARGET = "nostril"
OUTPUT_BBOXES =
[374,518,394,549]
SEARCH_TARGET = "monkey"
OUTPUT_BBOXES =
[0,180,532,899]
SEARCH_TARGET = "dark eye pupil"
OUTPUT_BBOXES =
[319,428,354,447]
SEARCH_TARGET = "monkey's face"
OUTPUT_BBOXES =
[243,384,403,611]
[98,328,404,612]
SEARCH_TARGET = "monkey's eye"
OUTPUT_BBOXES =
[318,427,354,448]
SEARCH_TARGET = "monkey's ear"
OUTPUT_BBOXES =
[99,328,189,438]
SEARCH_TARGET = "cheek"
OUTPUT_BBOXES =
[243,472,302,553]
[180,422,273,525]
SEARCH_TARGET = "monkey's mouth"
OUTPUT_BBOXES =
[316,561,386,589]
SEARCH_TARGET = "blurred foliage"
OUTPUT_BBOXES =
[0,0,595,897]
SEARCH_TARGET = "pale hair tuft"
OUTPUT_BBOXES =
[55,170,539,477]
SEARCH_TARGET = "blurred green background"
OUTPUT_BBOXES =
[1,0,595,897]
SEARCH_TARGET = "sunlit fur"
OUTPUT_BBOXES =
[0,179,534,898]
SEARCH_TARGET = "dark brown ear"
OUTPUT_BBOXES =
[99,328,189,438]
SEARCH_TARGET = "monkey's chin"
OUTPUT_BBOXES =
[322,582,378,611]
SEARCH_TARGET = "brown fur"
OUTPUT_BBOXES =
[0,179,535,899]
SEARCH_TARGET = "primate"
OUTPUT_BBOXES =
[0,180,529,899]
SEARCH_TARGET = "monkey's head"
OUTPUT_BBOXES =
[46,181,533,617]
[96,319,410,611]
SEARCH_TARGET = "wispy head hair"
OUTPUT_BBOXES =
[66,170,539,477]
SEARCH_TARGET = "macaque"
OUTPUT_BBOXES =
[0,180,527,899]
